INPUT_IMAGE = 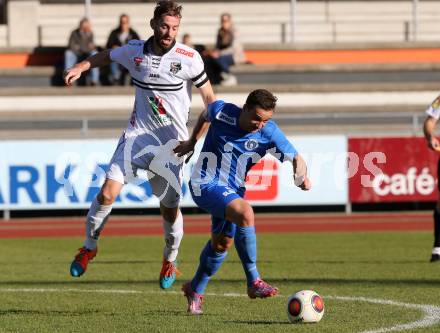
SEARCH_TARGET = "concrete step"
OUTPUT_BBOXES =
[0,81,439,97]
[2,62,440,87]
[0,91,434,113]
[0,108,424,140]
[0,25,6,48]
[32,1,440,46]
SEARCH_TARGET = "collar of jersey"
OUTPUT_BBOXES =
[143,36,176,56]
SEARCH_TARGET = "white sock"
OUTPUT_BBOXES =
[84,196,112,250]
[432,247,440,255]
[162,211,184,262]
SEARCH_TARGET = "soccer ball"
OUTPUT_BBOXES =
[286,290,324,323]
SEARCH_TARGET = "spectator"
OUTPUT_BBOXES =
[212,13,246,86]
[182,33,223,86]
[106,14,140,85]
[182,33,192,47]
[65,18,99,86]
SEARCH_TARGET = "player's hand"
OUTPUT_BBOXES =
[298,177,311,191]
[63,67,82,86]
[174,138,196,163]
[428,136,440,152]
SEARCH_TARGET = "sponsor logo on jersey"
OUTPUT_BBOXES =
[176,48,194,58]
[148,96,173,126]
[133,57,143,71]
[149,73,160,79]
[170,61,182,74]
[151,56,161,69]
[244,139,259,151]
[215,112,236,126]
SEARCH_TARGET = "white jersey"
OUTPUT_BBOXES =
[110,37,208,143]
[426,95,440,119]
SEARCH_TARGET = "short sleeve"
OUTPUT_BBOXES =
[426,95,440,120]
[109,43,131,69]
[189,51,209,88]
[205,100,225,122]
[270,125,298,162]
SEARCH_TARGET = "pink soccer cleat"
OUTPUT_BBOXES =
[182,281,204,315]
[247,278,279,299]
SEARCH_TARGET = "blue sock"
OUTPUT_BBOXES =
[234,226,260,286]
[191,240,227,294]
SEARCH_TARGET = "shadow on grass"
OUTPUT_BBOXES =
[142,309,215,317]
[1,277,440,287]
[0,259,430,265]
[226,320,289,325]
[93,260,155,265]
[0,309,99,316]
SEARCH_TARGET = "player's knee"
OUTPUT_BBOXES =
[212,237,233,253]
[161,206,179,222]
[98,188,116,205]
[238,207,254,227]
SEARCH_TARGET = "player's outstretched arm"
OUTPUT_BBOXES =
[174,110,209,160]
[190,80,216,139]
[64,49,112,86]
[293,154,311,191]
[174,82,216,160]
[423,116,440,151]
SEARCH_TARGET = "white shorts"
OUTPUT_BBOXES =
[106,134,184,208]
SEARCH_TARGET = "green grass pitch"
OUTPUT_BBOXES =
[0,231,439,332]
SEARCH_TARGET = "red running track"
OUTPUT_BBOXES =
[0,212,433,239]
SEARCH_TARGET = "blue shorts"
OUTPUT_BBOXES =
[189,182,243,238]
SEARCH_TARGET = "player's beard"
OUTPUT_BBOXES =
[154,33,175,54]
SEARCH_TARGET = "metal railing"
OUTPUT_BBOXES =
[0,111,426,137]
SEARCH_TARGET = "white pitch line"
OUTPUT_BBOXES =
[326,296,440,333]
[0,288,439,332]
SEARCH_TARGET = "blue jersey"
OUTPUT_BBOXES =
[190,100,298,194]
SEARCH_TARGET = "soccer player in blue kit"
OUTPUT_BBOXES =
[179,89,311,314]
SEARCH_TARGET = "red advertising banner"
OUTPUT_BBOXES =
[349,137,439,203]
[244,158,278,201]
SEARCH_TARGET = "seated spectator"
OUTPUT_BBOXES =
[212,13,246,86]
[65,18,99,86]
[182,33,192,47]
[106,14,140,85]
[181,33,223,85]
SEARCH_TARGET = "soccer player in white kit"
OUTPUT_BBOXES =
[63,1,216,289]
[424,95,440,262]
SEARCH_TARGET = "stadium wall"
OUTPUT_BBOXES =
[5,0,440,47]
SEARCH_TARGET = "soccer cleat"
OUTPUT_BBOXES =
[70,247,97,277]
[247,278,279,299]
[182,281,204,315]
[430,254,440,262]
[159,259,182,289]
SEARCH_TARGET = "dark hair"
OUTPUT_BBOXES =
[221,13,231,20]
[79,17,89,27]
[245,89,277,111]
[153,1,182,20]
